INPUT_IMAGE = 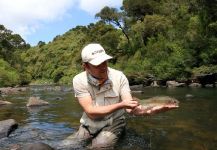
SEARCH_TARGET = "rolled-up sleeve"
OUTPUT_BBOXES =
[73,75,90,98]
[119,72,131,97]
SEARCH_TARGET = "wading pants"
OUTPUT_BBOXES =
[66,119,126,149]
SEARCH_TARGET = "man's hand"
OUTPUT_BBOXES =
[131,103,178,116]
[121,98,139,109]
[145,104,179,115]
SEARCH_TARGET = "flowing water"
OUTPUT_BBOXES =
[0,85,217,150]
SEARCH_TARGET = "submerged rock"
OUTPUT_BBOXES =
[185,94,194,98]
[0,119,18,138]
[19,142,55,150]
[0,100,12,105]
[57,138,86,150]
[27,97,49,107]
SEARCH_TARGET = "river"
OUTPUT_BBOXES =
[0,85,217,150]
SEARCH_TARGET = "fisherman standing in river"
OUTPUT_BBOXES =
[67,43,177,149]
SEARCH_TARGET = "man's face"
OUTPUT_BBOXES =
[85,61,108,80]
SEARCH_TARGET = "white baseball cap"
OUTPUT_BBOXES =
[81,43,113,66]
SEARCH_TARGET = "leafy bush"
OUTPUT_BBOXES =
[192,65,217,76]
[0,59,20,87]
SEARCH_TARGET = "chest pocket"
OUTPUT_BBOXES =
[104,89,120,105]
[87,83,120,106]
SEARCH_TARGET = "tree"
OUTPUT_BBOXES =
[96,6,130,45]
[122,0,160,21]
[132,15,172,45]
[37,41,46,48]
[0,24,29,64]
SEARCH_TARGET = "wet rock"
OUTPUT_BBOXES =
[130,84,144,93]
[9,144,21,150]
[166,81,186,88]
[0,87,27,95]
[185,94,194,98]
[196,73,217,87]
[19,142,55,150]
[27,105,49,113]
[189,83,201,88]
[130,84,143,91]
[0,119,18,138]
[205,84,214,88]
[27,97,49,107]
[150,81,160,87]
[0,100,12,105]
[131,90,144,93]
[57,137,85,150]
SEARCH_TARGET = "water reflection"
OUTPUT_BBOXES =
[0,86,217,150]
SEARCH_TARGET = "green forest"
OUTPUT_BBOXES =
[0,0,216,87]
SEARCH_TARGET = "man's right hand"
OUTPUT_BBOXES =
[121,98,139,109]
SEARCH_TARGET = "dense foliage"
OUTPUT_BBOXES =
[0,0,216,86]
[0,25,30,87]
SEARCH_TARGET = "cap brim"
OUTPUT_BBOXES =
[89,54,112,66]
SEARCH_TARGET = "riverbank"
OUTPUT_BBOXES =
[1,71,216,93]
[0,81,216,96]
[128,72,217,88]
[1,72,217,95]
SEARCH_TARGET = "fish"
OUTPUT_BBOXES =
[132,96,179,115]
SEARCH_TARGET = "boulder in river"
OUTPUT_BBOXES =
[0,119,18,138]
[27,97,49,107]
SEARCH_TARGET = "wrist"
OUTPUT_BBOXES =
[119,101,125,109]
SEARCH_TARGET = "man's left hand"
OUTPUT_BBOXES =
[131,104,178,116]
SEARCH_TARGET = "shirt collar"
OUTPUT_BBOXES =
[86,68,112,91]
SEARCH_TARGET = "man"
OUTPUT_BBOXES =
[71,43,176,149]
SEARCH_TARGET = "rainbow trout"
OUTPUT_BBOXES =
[134,96,179,112]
